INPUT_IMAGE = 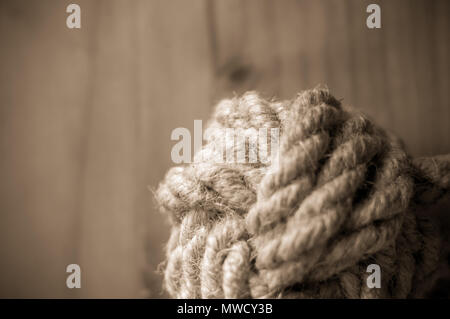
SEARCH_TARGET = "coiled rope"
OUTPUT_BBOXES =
[156,88,450,298]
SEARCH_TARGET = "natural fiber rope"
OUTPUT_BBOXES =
[156,88,450,298]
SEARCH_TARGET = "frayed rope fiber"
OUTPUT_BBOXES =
[156,88,450,298]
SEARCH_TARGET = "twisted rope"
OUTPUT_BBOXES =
[156,88,449,298]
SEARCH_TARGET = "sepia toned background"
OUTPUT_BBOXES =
[0,0,448,298]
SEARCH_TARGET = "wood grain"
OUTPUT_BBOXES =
[0,0,448,297]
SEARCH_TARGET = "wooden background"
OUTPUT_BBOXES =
[0,0,448,298]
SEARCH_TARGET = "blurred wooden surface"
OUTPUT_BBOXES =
[0,0,448,298]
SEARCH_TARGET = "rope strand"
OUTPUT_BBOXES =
[156,88,449,298]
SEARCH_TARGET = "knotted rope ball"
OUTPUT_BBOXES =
[156,88,450,298]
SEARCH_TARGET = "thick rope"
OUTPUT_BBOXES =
[156,88,449,298]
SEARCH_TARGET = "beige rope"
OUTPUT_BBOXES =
[156,88,449,298]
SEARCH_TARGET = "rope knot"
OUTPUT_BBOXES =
[156,88,448,298]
